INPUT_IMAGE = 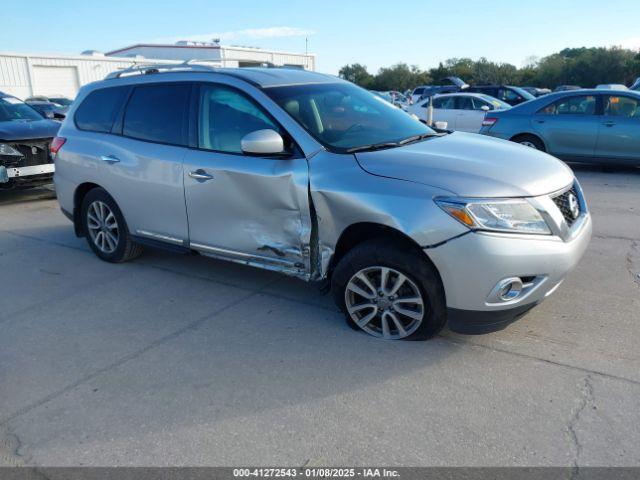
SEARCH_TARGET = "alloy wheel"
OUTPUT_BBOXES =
[520,140,538,149]
[87,200,119,254]
[344,266,426,339]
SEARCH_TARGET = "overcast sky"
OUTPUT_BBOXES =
[2,0,640,74]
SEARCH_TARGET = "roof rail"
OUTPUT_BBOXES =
[105,58,291,80]
[105,60,218,79]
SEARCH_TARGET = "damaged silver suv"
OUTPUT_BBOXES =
[54,65,591,340]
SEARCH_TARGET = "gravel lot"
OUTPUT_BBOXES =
[0,167,639,467]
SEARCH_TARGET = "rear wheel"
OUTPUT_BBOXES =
[81,188,143,263]
[513,134,545,152]
[331,239,446,341]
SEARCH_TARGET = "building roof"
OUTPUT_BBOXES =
[106,43,316,58]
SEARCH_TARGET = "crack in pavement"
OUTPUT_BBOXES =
[0,424,29,466]
[567,375,594,480]
[0,283,273,428]
[444,337,640,388]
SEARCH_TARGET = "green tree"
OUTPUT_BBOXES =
[370,63,431,91]
[338,63,374,88]
[337,46,640,92]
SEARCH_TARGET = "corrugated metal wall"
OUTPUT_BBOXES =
[0,48,316,99]
[0,53,175,99]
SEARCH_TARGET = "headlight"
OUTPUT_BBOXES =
[0,143,23,157]
[435,197,551,235]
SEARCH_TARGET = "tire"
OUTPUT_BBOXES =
[80,188,143,263]
[331,238,446,341]
[513,134,545,152]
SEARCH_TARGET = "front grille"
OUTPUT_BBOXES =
[1,139,52,168]
[552,185,581,227]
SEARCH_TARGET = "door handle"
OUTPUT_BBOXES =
[534,119,545,124]
[100,154,120,163]
[603,121,615,127]
[188,169,214,181]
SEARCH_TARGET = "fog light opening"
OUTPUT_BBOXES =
[497,278,524,301]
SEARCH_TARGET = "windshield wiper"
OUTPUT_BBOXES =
[346,142,400,153]
[398,132,442,146]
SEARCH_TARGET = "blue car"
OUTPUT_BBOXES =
[479,89,640,166]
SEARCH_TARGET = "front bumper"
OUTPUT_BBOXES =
[427,213,592,333]
[0,164,55,186]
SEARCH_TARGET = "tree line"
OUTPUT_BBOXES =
[338,47,640,92]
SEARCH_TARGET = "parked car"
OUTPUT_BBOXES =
[54,65,591,340]
[465,85,535,106]
[25,100,67,120]
[479,89,640,166]
[595,84,628,90]
[553,85,581,92]
[386,91,411,110]
[522,86,551,97]
[0,92,60,188]
[411,76,468,103]
[25,95,74,107]
[407,93,510,133]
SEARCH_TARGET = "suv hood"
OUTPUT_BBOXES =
[0,119,60,141]
[355,132,574,197]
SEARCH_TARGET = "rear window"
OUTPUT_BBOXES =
[122,84,190,146]
[75,87,128,133]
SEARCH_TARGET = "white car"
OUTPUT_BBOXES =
[408,93,511,133]
[595,84,628,90]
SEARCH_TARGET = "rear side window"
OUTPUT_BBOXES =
[75,87,128,133]
[538,95,596,115]
[123,84,190,146]
[433,97,455,109]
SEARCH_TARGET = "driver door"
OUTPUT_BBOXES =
[183,83,311,276]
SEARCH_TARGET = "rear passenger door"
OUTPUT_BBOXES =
[531,94,599,160]
[182,83,311,276]
[101,82,192,246]
[594,94,640,164]
[432,96,457,129]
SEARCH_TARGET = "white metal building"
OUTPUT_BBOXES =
[0,51,177,99]
[106,41,316,71]
[0,42,315,100]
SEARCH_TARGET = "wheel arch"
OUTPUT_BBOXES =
[328,222,443,283]
[73,182,105,237]
[509,132,548,151]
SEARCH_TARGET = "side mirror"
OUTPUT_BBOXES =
[241,129,285,156]
[481,105,491,112]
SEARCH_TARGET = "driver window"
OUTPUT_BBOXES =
[604,96,640,118]
[199,85,281,153]
[471,98,492,110]
[457,96,474,110]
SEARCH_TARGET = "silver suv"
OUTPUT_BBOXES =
[54,65,592,341]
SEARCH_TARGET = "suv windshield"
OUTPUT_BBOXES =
[265,83,435,152]
[0,95,43,122]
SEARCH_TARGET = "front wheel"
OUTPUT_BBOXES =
[331,239,446,340]
[81,188,143,263]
